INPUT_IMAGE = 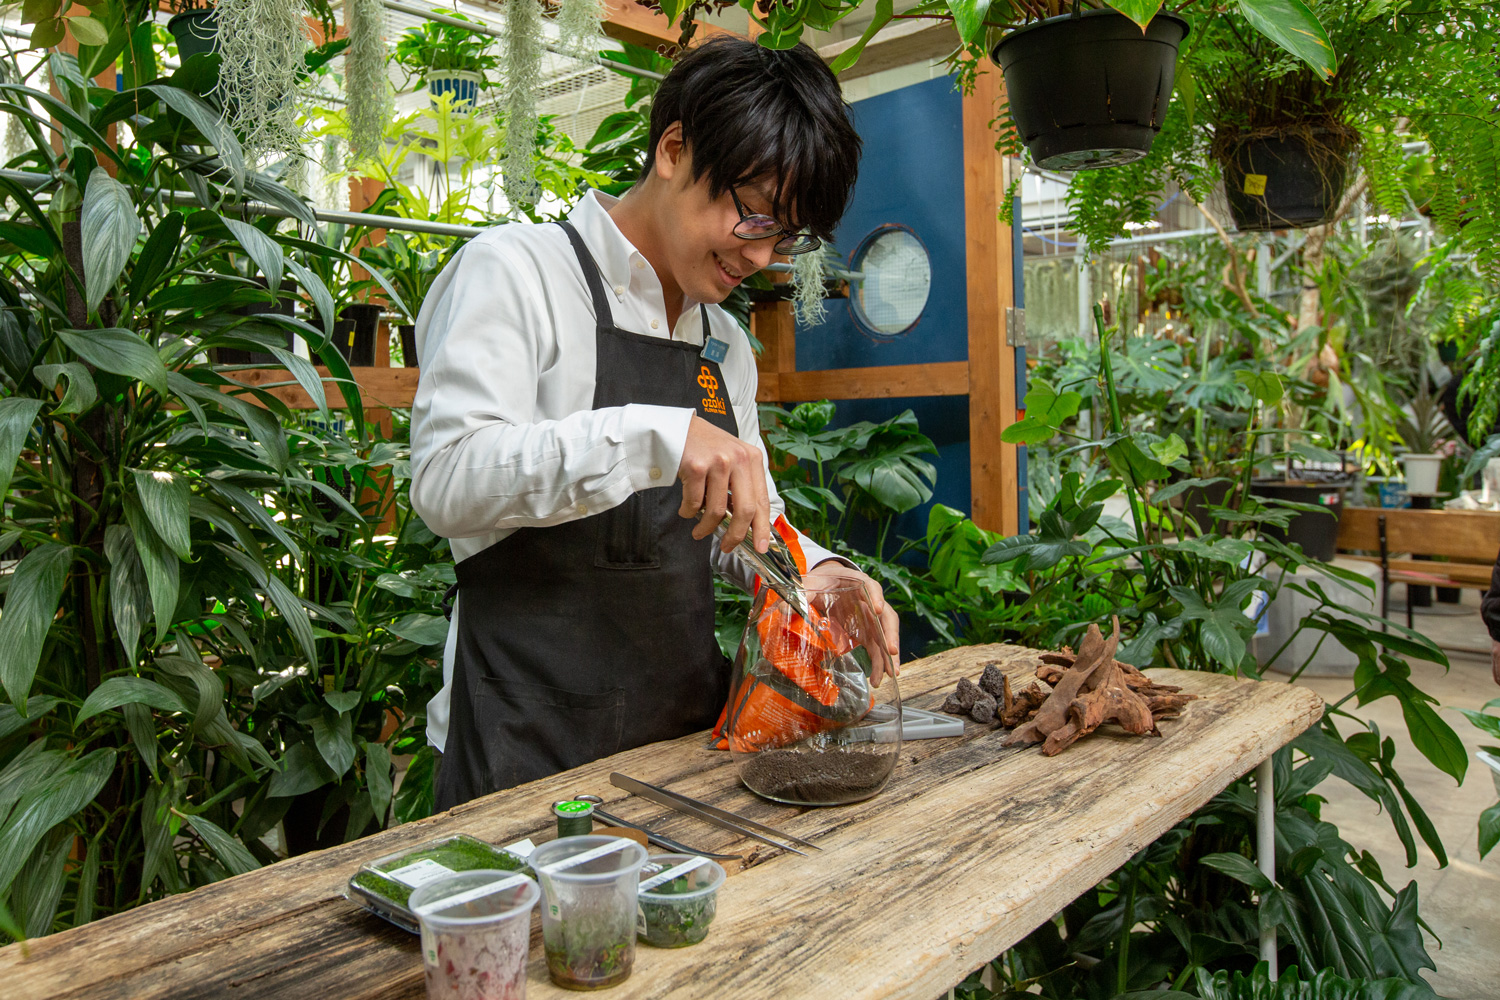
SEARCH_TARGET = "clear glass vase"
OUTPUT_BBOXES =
[725,579,901,806]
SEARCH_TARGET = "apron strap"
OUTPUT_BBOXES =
[555,220,615,332]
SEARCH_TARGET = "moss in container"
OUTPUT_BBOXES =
[346,834,531,932]
[636,854,726,949]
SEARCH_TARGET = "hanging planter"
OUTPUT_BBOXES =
[990,8,1190,171]
[167,7,220,61]
[426,68,483,109]
[1217,125,1356,231]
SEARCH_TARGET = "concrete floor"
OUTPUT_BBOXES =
[1273,589,1500,999]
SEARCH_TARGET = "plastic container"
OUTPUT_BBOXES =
[428,69,483,109]
[636,854,726,948]
[346,834,532,933]
[410,870,539,1000]
[726,579,901,807]
[1222,130,1353,232]
[531,836,648,990]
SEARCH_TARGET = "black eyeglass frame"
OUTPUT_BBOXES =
[729,189,822,256]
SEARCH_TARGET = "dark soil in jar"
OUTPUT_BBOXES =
[741,749,896,804]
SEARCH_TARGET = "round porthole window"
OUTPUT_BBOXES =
[850,225,931,338]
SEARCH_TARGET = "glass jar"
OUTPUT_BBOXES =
[726,578,901,806]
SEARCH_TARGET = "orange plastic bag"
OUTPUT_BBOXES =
[711,519,873,752]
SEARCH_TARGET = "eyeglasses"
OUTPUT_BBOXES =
[730,188,821,255]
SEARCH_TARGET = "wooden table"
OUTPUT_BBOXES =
[1,644,1324,1000]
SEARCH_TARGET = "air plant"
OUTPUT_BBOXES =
[791,245,835,326]
[556,0,606,61]
[502,0,543,207]
[345,0,393,164]
[215,0,311,163]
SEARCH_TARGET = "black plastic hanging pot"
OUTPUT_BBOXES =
[339,303,383,367]
[991,8,1190,171]
[1249,478,1348,562]
[398,324,417,367]
[167,9,220,61]
[210,278,299,366]
[1219,129,1353,231]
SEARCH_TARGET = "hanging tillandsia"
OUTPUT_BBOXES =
[216,0,312,163]
[556,0,605,61]
[791,245,834,326]
[322,132,349,211]
[345,0,392,164]
[502,0,543,207]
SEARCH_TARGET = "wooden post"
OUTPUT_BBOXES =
[961,67,1018,535]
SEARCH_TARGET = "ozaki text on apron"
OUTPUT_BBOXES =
[433,221,739,810]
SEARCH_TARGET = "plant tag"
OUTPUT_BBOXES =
[385,857,456,889]
[411,873,530,918]
[502,837,535,860]
[539,837,632,874]
[700,336,729,364]
[1242,173,1268,196]
[638,855,709,893]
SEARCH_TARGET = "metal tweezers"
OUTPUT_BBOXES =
[611,772,821,857]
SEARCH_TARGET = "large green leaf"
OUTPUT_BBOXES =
[364,741,392,825]
[127,211,184,305]
[0,397,44,502]
[387,612,449,647]
[56,326,168,395]
[132,468,192,560]
[0,748,115,898]
[1199,852,1272,891]
[0,697,60,742]
[80,167,140,313]
[1237,0,1336,78]
[103,524,150,662]
[0,543,72,713]
[201,478,302,564]
[216,543,317,668]
[144,84,245,189]
[829,0,894,73]
[267,741,336,798]
[75,676,191,724]
[221,218,284,294]
[123,496,179,646]
[1480,802,1500,858]
[311,710,356,778]
[268,344,328,418]
[1103,0,1164,28]
[945,0,994,44]
[185,813,260,877]
[33,362,96,416]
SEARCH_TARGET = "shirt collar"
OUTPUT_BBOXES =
[566,190,707,330]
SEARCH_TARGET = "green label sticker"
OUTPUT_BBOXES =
[555,800,592,815]
[1242,173,1268,196]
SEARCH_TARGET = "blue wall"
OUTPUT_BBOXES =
[788,76,971,550]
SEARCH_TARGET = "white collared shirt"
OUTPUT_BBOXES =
[411,189,844,752]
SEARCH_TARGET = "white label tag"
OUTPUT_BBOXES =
[503,838,536,860]
[638,855,709,893]
[385,858,456,889]
[539,837,632,874]
[412,873,530,918]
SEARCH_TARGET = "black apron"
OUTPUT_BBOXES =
[433,221,739,811]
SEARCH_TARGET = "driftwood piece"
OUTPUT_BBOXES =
[1042,658,1158,756]
[1000,682,1049,729]
[1003,620,1120,748]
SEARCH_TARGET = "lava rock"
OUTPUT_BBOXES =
[970,692,997,724]
[954,677,981,711]
[979,663,1006,699]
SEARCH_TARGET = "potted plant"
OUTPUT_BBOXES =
[352,233,454,366]
[1395,371,1452,497]
[392,10,500,109]
[668,0,1337,171]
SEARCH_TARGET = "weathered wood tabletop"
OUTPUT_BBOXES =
[1,644,1324,1000]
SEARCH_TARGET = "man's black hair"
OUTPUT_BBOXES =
[642,37,862,243]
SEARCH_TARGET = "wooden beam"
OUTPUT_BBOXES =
[757,362,969,403]
[962,66,1017,535]
[601,0,737,49]
[228,367,419,410]
[817,20,959,82]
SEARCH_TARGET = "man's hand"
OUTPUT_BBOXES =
[677,415,770,554]
[1492,639,1500,686]
[804,560,901,684]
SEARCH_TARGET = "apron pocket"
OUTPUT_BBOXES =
[476,677,626,788]
[594,490,663,569]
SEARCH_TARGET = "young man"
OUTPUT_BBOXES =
[411,37,897,811]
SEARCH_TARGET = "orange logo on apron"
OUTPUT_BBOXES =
[698,364,727,416]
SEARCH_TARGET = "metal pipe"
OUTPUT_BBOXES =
[379,0,666,81]
[1256,757,1278,979]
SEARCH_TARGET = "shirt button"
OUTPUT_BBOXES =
[649,467,662,481]
[576,502,588,515]
[613,284,624,296]
[650,319,660,329]
[633,259,644,269]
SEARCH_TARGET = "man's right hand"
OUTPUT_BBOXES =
[677,415,771,554]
